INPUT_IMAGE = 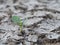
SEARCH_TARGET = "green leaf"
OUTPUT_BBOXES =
[11,16,23,32]
[11,16,20,24]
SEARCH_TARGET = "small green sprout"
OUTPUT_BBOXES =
[11,16,23,32]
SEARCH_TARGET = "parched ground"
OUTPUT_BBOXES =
[0,0,60,45]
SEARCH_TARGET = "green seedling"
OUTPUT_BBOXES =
[11,16,23,32]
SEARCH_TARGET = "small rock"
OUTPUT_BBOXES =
[7,42,16,45]
[24,41,31,45]
[1,17,9,22]
[46,33,60,39]
[12,35,24,40]
[34,11,46,17]
[18,43,23,45]
[27,35,38,42]
[24,18,43,27]
[0,23,19,31]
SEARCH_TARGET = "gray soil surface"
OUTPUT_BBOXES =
[0,0,60,45]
